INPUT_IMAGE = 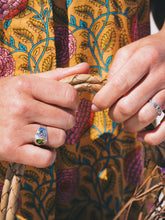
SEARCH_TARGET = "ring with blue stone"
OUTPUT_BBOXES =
[34,127,47,146]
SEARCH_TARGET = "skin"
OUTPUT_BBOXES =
[0,63,89,167]
[92,24,165,146]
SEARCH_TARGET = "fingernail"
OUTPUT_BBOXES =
[91,104,101,112]
[137,135,144,142]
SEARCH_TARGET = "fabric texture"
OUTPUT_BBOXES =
[0,0,159,219]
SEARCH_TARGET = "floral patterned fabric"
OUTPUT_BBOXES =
[0,0,156,219]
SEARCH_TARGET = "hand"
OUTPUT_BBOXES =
[0,63,89,167]
[92,26,165,145]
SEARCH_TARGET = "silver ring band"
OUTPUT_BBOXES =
[34,127,47,145]
[148,99,162,116]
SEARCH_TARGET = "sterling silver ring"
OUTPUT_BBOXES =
[34,127,47,146]
[149,99,162,116]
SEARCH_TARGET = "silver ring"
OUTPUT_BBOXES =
[34,127,47,145]
[149,99,162,116]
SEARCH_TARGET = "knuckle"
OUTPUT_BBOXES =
[138,116,150,125]
[0,137,14,157]
[64,85,79,110]
[2,143,11,155]
[117,100,133,119]
[58,130,66,146]
[37,152,56,168]
[141,46,159,63]
[138,108,154,125]
[116,47,130,59]
[66,113,76,129]
[111,75,129,94]
[14,75,31,92]
[138,110,150,124]
[14,98,29,115]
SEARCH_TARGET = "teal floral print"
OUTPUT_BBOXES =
[0,0,157,220]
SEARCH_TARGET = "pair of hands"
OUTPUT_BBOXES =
[1,28,165,167]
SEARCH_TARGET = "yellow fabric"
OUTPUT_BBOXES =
[0,0,158,219]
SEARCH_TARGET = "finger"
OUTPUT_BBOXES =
[19,76,80,111]
[12,144,56,168]
[108,72,162,123]
[92,46,156,111]
[29,100,76,130]
[108,42,139,78]
[123,90,165,132]
[137,117,165,145]
[37,63,90,81]
[22,124,66,148]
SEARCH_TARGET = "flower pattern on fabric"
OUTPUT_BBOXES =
[56,168,79,202]
[0,0,157,219]
[55,26,76,66]
[124,146,143,185]
[66,99,94,145]
[0,0,56,75]
[0,0,27,20]
[0,47,15,77]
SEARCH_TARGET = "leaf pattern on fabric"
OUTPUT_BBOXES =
[111,141,121,155]
[18,64,30,72]
[52,4,68,23]
[79,185,91,198]
[75,53,88,63]
[0,0,154,219]
[0,163,7,180]
[46,195,56,215]
[32,47,40,58]
[36,187,45,199]
[101,168,116,192]
[27,18,45,33]
[101,28,116,52]
[80,31,88,39]
[24,170,39,183]
[74,5,94,19]
[89,0,106,7]
[80,145,97,159]
[42,53,56,72]
[36,0,47,6]
[111,0,123,11]
[119,31,129,47]
[13,29,34,43]
[114,15,123,29]
[19,54,28,63]
[59,146,79,167]
[138,0,149,22]
[91,21,100,33]
[28,0,34,7]
[20,208,33,219]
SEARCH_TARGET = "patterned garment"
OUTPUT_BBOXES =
[0,0,158,219]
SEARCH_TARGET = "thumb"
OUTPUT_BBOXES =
[36,63,90,81]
